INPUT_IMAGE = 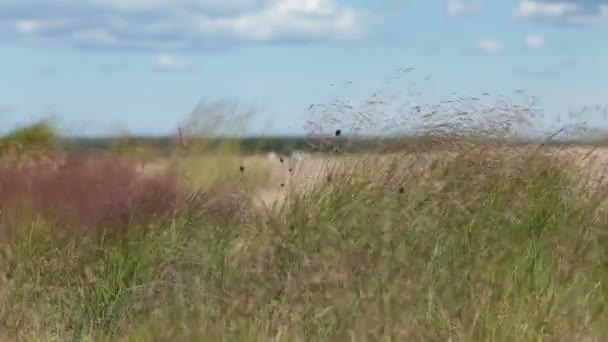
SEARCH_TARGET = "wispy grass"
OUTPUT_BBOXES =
[163,99,275,190]
[3,90,608,340]
[0,155,184,236]
[3,140,608,341]
[170,152,272,190]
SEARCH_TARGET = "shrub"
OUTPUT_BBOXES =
[0,120,61,154]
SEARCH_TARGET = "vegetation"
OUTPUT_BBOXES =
[61,134,608,158]
[0,120,61,156]
[3,92,608,341]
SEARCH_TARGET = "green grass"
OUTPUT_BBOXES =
[2,143,608,341]
[170,152,273,190]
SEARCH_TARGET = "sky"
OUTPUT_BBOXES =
[1,0,607,136]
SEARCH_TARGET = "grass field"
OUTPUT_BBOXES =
[3,131,608,341]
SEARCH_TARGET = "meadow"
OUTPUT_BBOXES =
[3,111,608,341]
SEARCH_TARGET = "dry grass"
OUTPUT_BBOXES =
[228,145,608,213]
[4,87,608,340]
[3,141,608,341]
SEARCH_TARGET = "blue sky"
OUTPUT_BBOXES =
[1,0,607,136]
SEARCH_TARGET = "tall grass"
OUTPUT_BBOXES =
[164,99,274,190]
[3,93,608,340]
[2,140,608,341]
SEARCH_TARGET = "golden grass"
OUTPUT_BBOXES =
[142,145,608,211]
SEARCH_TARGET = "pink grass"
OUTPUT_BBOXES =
[0,155,184,236]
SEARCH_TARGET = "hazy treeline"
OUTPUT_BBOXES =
[63,135,608,157]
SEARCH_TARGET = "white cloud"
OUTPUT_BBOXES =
[474,38,503,53]
[523,34,544,48]
[154,54,192,71]
[447,0,481,17]
[0,0,368,49]
[514,1,608,26]
[15,20,40,34]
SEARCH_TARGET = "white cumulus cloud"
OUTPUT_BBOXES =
[0,0,369,49]
[523,34,544,48]
[474,38,503,53]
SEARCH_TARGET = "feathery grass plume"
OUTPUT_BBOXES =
[0,155,184,237]
[167,99,273,190]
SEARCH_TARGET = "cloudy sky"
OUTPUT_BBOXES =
[1,0,607,135]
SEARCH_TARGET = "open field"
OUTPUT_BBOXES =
[4,131,608,341]
[5,0,608,340]
[186,145,608,210]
